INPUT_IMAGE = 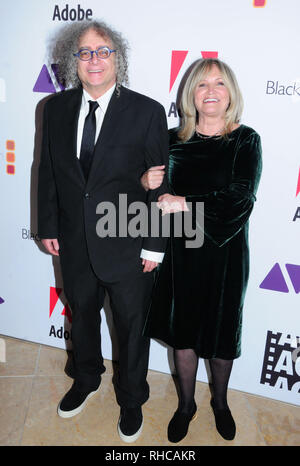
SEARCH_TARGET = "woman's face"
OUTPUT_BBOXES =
[194,64,230,120]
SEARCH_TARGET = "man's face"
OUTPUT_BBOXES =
[77,28,117,98]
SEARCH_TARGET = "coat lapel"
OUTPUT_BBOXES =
[87,86,131,189]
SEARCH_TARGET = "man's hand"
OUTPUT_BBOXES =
[157,194,189,215]
[142,259,159,272]
[41,238,60,256]
[140,165,165,191]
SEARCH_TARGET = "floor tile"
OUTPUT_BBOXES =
[21,373,120,446]
[0,377,33,445]
[37,345,70,377]
[1,336,299,447]
[245,393,300,446]
[0,336,39,376]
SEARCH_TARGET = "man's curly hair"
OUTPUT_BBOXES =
[48,20,129,95]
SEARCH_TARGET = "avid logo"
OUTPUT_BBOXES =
[168,50,218,118]
[260,330,300,393]
[33,64,65,94]
[49,286,72,340]
[260,263,300,294]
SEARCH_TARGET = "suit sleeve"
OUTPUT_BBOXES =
[142,104,170,253]
[185,132,262,247]
[37,102,59,239]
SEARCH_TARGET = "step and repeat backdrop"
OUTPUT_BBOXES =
[0,0,299,405]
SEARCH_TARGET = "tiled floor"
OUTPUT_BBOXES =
[0,334,299,446]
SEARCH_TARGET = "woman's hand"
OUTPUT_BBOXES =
[157,194,189,215]
[141,165,165,191]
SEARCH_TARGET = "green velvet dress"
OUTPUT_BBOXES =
[144,124,262,359]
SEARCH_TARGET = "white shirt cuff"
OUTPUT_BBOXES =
[140,249,165,263]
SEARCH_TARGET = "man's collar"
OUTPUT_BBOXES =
[82,84,116,112]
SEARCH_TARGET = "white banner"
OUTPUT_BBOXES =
[0,0,299,405]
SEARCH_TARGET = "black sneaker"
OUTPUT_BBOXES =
[118,407,143,443]
[57,382,100,418]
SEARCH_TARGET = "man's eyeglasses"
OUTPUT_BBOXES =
[73,46,116,61]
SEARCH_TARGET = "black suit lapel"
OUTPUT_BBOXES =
[87,86,131,189]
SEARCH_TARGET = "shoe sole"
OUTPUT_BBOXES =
[57,386,100,419]
[117,418,144,443]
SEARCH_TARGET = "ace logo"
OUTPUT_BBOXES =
[260,331,300,393]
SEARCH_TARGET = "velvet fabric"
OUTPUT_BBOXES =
[144,125,262,359]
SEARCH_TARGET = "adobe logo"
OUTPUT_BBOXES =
[296,168,300,197]
[260,263,300,294]
[293,168,300,222]
[33,64,65,94]
[168,50,218,118]
[49,286,72,323]
[169,50,218,92]
[253,0,267,6]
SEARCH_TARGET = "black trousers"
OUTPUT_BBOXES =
[62,257,154,408]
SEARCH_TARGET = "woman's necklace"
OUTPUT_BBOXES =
[195,126,224,139]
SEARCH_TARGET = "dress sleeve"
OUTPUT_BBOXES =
[185,132,262,247]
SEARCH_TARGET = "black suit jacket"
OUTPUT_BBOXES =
[38,86,169,282]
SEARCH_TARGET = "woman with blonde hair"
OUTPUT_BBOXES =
[142,58,262,442]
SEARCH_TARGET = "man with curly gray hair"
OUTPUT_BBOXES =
[49,20,129,94]
[38,19,169,443]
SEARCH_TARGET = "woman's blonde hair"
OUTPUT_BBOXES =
[178,58,243,142]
